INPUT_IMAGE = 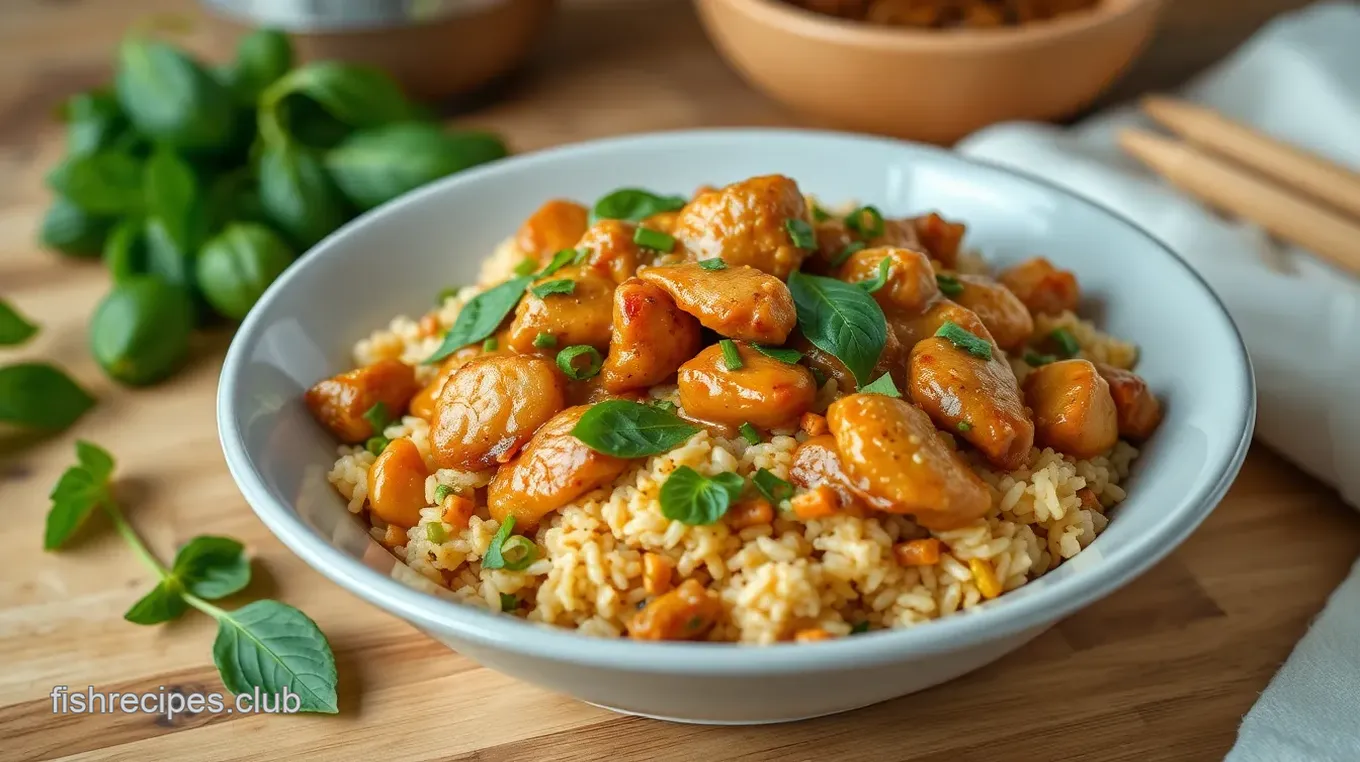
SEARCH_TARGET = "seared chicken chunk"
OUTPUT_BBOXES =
[827,393,992,529]
[999,257,1080,317]
[1023,359,1118,458]
[890,299,997,351]
[791,434,872,511]
[639,262,797,344]
[515,199,589,263]
[912,212,966,269]
[601,278,702,393]
[1095,363,1163,440]
[506,267,615,354]
[810,215,921,273]
[304,358,419,443]
[677,341,817,429]
[909,337,1034,470]
[430,354,566,469]
[366,438,428,528]
[577,219,648,285]
[673,175,811,278]
[951,274,1034,351]
[487,406,631,528]
[837,246,940,314]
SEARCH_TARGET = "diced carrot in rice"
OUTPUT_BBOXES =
[1076,487,1102,513]
[794,628,833,642]
[799,412,829,437]
[419,314,441,338]
[441,494,476,530]
[728,497,774,529]
[643,552,674,596]
[381,524,407,550]
[792,485,839,519]
[969,558,1002,599]
[893,538,943,566]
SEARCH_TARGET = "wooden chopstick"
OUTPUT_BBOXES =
[1118,128,1360,277]
[1141,95,1360,220]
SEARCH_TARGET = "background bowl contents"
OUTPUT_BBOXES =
[695,0,1162,143]
[787,0,1102,27]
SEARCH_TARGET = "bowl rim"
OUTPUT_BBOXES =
[218,127,1255,676]
[707,0,1163,51]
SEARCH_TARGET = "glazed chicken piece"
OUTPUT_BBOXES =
[600,278,702,393]
[672,174,811,279]
[836,246,940,315]
[827,393,992,529]
[577,219,647,285]
[889,299,997,351]
[1023,359,1119,459]
[366,438,428,528]
[639,262,798,344]
[794,324,911,393]
[909,337,1034,470]
[304,358,419,443]
[999,256,1080,317]
[506,267,615,354]
[409,346,484,421]
[950,274,1034,351]
[790,434,872,511]
[1095,363,1163,440]
[487,406,632,528]
[810,215,921,273]
[913,212,966,269]
[628,579,723,641]
[430,354,567,469]
[677,341,818,429]
[515,199,589,263]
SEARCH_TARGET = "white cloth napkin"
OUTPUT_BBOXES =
[955,2,1360,759]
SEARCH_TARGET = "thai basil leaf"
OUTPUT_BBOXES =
[45,150,144,216]
[659,466,744,525]
[787,271,887,389]
[571,399,701,458]
[103,218,150,284]
[0,300,38,345]
[38,197,116,258]
[258,141,351,249]
[0,362,96,434]
[144,147,204,250]
[752,468,794,504]
[325,123,508,211]
[220,28,293,105]
[589,188,687,225]
[60,90,129,156]
[196,223,295,321]
[860,373,902,398]
[42,441,114,550]
[261,61,411,144]
[172,535,252,600]
[124,579,188,625]
[211,600,339,713]
[115,37,239,151]
[423,275,532,363]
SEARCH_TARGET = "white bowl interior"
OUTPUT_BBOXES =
[218,129,1253,675]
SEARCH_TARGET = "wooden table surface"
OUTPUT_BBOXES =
[3,1,1356,760]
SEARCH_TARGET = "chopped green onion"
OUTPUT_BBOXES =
[482,516,522,570]
[500,593,518,612]
[649,399,677,413]
[633,226,676,252]
[362,401,391,433]
[538,248,578,277]
[719,339,743,371]
[850,621,871,635]
[830,241,865,269]
[739,422,761,445]
[935,321,993,360]
[1049,328,1080,358]
[1023,351,1056,367]
[513,258,538,276]
[530,278,576,298]
[433,484,453,504]
[482,337,498,352]
[785,218,816,250]
[935,273,964,297]
[498,536,538,571]
[860,373,901,397]
[426,523,448,543]
[752,344,802,364]
[844,206,885,238]
[810,203,831,222]
[752,468,794,504]
[365,436,389,456]
[698,258,726,271]
[533,332,557,349]
[556,345,603,380]
[436,286,460,304]
[859,258,892,294]
[958,421,973,433]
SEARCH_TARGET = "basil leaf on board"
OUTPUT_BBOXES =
[115,37,239,151]
[219,28,293,105]
[258,141,351,249]
[571,399,701,458]
[860,373,902,398]
[172,536,251,600]
[589,188,687,225]
[751,344,802,364]
[45,151,144,216]
[424,276,533,364]
[144,148,203,249]
[103,218,150,284]
[261,62,411,143]
[325,123,508,211]
[77,440,116,482]
[39,197,116,258]
[89,277,195,386]
[196,223,295,321]
[124,579,188,625]
[752,468,794,505]
[659,466,745,526]
[0,362,96,434]
[61,90,128,156]
[787,271,887,389]
[211,600,339,714]
[42,443,114,550]
[0,300,38,345]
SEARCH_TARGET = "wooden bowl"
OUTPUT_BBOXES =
[694,0,1163,144]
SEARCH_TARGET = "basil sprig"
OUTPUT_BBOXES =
[44,441,339,713]
[324,123,507,212]
[424,275,534,364]
[660,466,745,525]
[571,399,701,458]
[787,271,888,389]
[589,188,687,225]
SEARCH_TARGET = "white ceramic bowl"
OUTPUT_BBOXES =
[218,129,1254,724]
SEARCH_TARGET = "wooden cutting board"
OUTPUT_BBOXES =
[3,1,1354,760]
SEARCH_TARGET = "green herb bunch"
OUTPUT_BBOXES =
[45,441,339,713]
[41,27,508,387]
